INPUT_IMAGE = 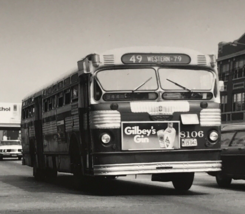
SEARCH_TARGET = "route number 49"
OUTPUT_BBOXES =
[130,55,142,63]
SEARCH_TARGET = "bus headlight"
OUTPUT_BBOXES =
[208,130,218,142]
[101,133,111,144]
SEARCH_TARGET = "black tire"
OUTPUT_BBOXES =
[172,173,194,192]
[33,159,44,181]
[18,156,22,160]
[45,168,58,180]
[216,173,232,188]
[0,156,3,161]
[70,136,86,189]
[105,176,117,180]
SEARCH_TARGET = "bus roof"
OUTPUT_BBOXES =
[98,46,215,67]
[22,70,78,102]
[23,46,216,103]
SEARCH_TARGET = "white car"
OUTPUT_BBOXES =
[0,140,22,160]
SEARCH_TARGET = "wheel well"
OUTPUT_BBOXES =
[69,134,81,163]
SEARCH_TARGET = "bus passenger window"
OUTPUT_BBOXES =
[58,93,64,107]
[52,96,56,109]
[48,98,52,111]
[44,100,48,112]
[28,108,32,118]
[32,106,35,116]
[22,109,25,119]
[72,86,78,101]
[65,89,71,105]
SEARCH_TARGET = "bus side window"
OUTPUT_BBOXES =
[65,89,71,105]
[52,96,56,109]
[31,106,35,117]
[22,109,25,119]
[28,108,32,118]
[72,85,78,102]
[58,92,64,107]
[48,98,52,111]
[25,109,28,118]
[44,99,48,112]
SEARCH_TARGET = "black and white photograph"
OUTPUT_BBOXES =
[1,0,245,213]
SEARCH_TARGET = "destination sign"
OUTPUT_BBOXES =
[121,53,191,64]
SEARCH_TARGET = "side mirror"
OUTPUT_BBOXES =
[219,80,224,92]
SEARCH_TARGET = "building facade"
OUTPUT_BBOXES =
[218,33,245,124]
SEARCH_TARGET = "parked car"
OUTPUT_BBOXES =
[0,140,22,160]
[215,124,245,187]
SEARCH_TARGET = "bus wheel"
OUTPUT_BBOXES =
[0,156,3,161]
[172,173,194,192]
[73,169,89,189]
[70,138,86,189]
[45,168,57,180]
[105,176,117,180]
[216,173,232,188]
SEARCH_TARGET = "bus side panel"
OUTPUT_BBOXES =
[55,103,80,173]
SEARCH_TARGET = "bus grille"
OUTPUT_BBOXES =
[89,110,121,129]
[130,101,189,115]
[200,109,221,126]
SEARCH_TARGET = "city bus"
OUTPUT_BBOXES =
[21,47,223,191]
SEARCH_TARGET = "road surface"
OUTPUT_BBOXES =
[1,158,245,214]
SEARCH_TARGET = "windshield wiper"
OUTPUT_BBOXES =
[132,77,152,93]
[166,78,192,92]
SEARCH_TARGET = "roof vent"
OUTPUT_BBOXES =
[197,55,206,65]
[103,55,114,64]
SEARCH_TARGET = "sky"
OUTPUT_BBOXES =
[0,0,245,103]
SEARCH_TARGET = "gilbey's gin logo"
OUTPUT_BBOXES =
[124,126,156,143]
[0,107,11,111]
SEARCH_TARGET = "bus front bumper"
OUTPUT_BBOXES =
[92,161,222,176]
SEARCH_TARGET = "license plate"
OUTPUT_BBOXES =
[11,155,17,157]
[182,139,197,147]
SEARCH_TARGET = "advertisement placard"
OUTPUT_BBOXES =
[121,121,180,150]
[0,103,21,127]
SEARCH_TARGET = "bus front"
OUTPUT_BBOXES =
[80,47,222,191]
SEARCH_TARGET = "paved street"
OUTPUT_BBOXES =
[1,158,245,214]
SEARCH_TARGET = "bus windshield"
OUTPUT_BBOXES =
[159,68,214,91]
[96,68,158,91]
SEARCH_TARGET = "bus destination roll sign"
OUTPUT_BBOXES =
[121,53,191,64]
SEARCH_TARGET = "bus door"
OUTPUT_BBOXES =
[79,74,91,169]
